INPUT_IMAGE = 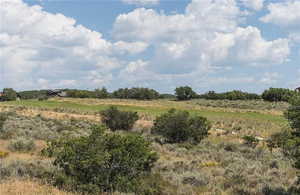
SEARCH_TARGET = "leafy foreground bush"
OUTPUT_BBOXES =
[50,125,158,193]
[152,109,211,144]
[8,137,36,152]
[281,97,300,170]
[100,106,139,131]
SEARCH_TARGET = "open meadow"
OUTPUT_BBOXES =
[0,98,298,194]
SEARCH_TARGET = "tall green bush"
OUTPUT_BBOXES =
[100,106,139,131]
[52,125,158,193]
[284,97,300,169]
[269,96,300,172]
[151,109,211,144]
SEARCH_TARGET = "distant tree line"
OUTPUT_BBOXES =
[18,90,48,100]
[1,86,299,102]
[261,88,299,102]
[66,87,161,100]
[0,88,17,101]
[199,90,261,100]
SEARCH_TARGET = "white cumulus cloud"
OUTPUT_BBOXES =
[261,0,300,28]
[240,0,265,10]
[0,0,145,90]
[0,0,294,92]
[113,0,290,75]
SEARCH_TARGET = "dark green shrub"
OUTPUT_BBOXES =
[151,109,211,144]
[175,86,197,101]
[242,135,259,148]
[267,130,293,152]
[100,106,139,131]
[285,97,300,133]
[272,95,300,172]
[51,125,158,193]
[285,96,300,169]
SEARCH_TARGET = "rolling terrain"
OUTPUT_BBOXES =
[0,98,297,194]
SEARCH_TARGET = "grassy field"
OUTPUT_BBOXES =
[0,98,297,194]
[0,98,286,122]
[0,98,287,138]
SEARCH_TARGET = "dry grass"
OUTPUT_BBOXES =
[17,109,101,122]
[0,139,47,161]
[0,179,74,195]
[0,98,296,194]
[151,141,297,194]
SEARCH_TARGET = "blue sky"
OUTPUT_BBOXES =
[0,0,299,93]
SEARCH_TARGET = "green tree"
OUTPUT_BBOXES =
[112,87,160,100]
[52,125,158,193]
[95,87,109,99]
[100,106,139,131]
[151,109,211,144]
[175,86,197,101]
[1,88,17,101]
[262,88,297,102]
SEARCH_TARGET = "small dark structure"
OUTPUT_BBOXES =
[296,87,300,93]
[47,89,67,97]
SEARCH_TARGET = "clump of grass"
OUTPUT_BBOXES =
[0,112,14,131]
[8,137,36,152]
[0,159,56,182]
[199,161,220,168]
[0,151,9,159]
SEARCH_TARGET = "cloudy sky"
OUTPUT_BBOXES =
[0,0,299,93]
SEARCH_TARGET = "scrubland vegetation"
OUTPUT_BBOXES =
[0,86,300,194]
